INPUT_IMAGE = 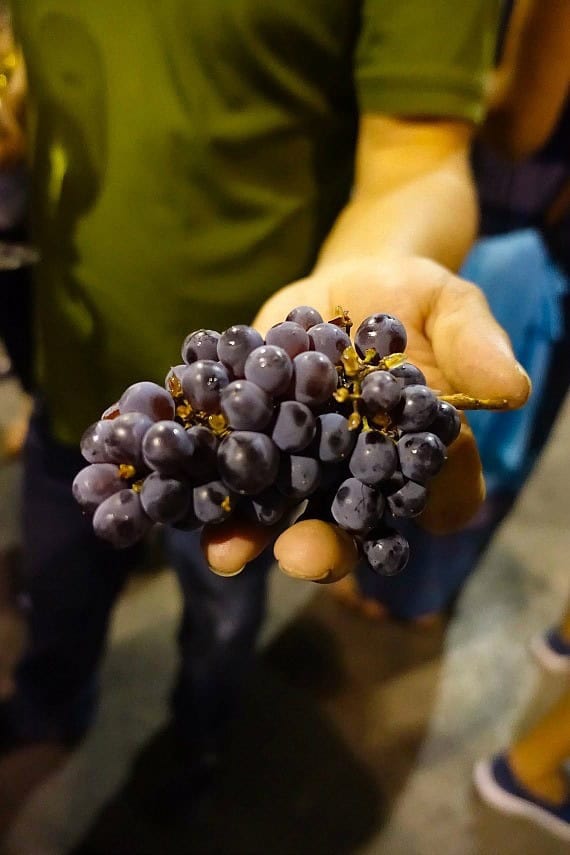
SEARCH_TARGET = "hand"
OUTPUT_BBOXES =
[202,257,530,581]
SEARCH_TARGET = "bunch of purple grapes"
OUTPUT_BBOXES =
[73,307,461,577]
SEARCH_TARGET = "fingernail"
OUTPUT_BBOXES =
[208,564,246,577]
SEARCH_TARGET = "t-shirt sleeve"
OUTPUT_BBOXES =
[355,0,500,123]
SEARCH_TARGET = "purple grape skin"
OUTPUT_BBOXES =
[307,323,351,365]
[220,380,273,431]
[181,329,220,365]
[379,469,406,497]
[396,384,439,432]
[93,489,151,548]
[331,477,384,535]
[140,472,192,524]
[265,322,310,359]
[185,425,219,484]
[348,430,398,486]
[118,381,175,422]
[103,412,154,468]
[244,345,293,396]
[272,401,316,453]
[142,420,196,475]
[276,454,321,500]
[73,463,124,513]
[362,529,410,576]
[217,325,264,377]
[242,487,290,526]
[386,479,427,518]
[390,362,426,388]
[397,432,447,483]
[293,351,338,408]
[427,400,461,446]
[182,360,230,413]
[285,305,323,331]
[360,370,401,414]
[193,480,234,525]
[316,413,356,463]
[80,420,114,464]
[218,431,279,495]
[354,314,407,361]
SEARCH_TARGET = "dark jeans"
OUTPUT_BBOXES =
[5,406,271,748]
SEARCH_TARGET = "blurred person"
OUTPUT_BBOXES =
[335,0,570,625]
[0,0,530,825]
[474,603,570,842]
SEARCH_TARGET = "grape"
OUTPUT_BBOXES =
[218,431,279,495]
[185,425,219,484]
[427,400,461,446]
[93,489,151,548]
[72,463,124,513]
[182,360,230,413]
[293,351,338,408]
[140,472,192,524]
[80,420,114,464]
[217,325,264,377]
[101,402,120,419]
[379,469,406,497]
[316,413,356,463]
[348,430,398,486]
[397,432,446,483]
[354,314,407,361]
[271,400,316,453]
[307,323,351,365]
[285,305,323,331]
[244,345,293,396]
[362,528,410,576]
[396,384,439,431]
[104,412,154,468]
[165,364,188,395]
[277,454,321,499]
[331,477,384,535]
[360,370,401,414]
[118,381,175,422]
[265,321,310,359]
[243,487,290,526]
[193,480,234,525]
[220,380,273,431]
[390,362,426,388]
[142,420,196,475]
[386,479,427,518]
[181,329,220,365]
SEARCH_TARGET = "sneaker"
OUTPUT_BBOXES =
[530,628,570,674]
[473,753,570,842]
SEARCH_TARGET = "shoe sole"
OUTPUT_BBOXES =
[530,634,570,674]
[473,759,570,842]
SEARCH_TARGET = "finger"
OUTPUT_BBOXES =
[428,274,531,408]
[201,519,275,576]
[274,519,359,583]
[419,423,485,534]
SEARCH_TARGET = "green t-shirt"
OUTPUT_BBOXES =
[12,0,498,444]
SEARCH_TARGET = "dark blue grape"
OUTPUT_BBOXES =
[390,362,426,388]
[396,384,439,431]
[265,321,310,358]
[140,472,192,524]
[217,325,264,377]
[316,413,356,463]
[427,400,461,446]
[331,477,384,535]
[244,345,293,396]
[165,364,188,395]
[348,430,398,486]
[293,351,338,408]
[142,420,196,475]
[104,412,154,468]
[73,463,124,513]
[307,323,351,365]
[218,431,279,495]
[277,454,321,499]
[354,314,407,361]
[193,480,234,524]
[243,487,291,527]
[360,370,401,414]
[93,489,151,548]
[362,528,410,576]
[80,420,114,464]
[285,305,323,331]
[182,360,230,413]
[220,380,273,431]
[271,400,316,453]
[397,432,446,483]
[181,329,220,365]
[185,425,219,484]
[118,381,175,422]
[386,480,427,518]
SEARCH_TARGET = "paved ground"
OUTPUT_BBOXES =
[0,374,568,855]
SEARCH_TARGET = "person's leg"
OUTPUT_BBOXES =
[165,527,271,753]
[3,406,137,746]
[508,690,570,804]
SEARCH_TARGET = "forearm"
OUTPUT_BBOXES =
[316,147,478,273]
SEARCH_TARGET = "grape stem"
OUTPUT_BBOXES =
[438,393,510,411]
